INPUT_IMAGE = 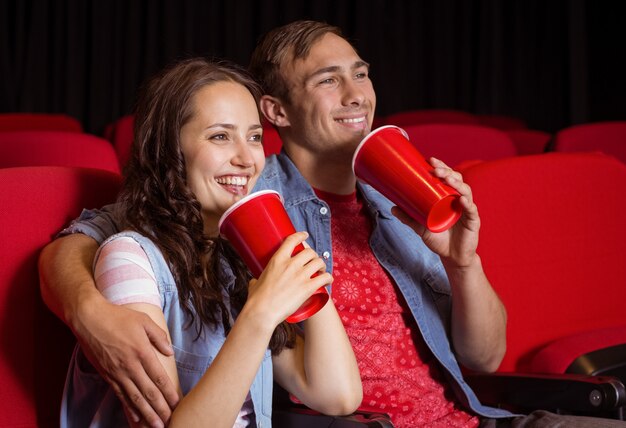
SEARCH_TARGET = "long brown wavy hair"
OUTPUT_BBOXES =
[117,57,294,354]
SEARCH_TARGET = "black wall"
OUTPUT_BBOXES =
[1,0,625,135]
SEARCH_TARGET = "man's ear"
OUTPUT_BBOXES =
[260,95,290,127]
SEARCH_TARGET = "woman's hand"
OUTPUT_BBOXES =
[244,231,332,328]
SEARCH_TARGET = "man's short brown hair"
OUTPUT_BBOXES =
[249,20,344,102]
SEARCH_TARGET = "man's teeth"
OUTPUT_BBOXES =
[216,176,248,186]
[337,117,365,123]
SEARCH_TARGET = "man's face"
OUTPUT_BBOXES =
[280,32,376,157]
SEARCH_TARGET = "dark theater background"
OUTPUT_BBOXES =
[1,0,625,135]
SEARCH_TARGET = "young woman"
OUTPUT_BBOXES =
[60,58,361,427]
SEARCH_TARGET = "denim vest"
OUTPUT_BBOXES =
[59,231,273,428]
[61,151,512,420]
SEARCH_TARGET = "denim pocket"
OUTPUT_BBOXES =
[174,345,213,395]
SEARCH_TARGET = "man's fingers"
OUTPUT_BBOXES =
[131,371,173,426]
[143,319,180,409]
[110,381,141,423]
[144,320,174,357]
[119,373,166,428]
[141,350,180,409]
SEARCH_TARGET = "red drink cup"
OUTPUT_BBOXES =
[218,190,329,323]
[352,125,462,232]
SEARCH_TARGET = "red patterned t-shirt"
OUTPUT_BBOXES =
[315,188,479,428]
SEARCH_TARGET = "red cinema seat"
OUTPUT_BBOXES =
[0,113,83,133]
[0,131,121,174]
[0,166,121,427]
[553,121,626,164]
[461,153,626,417]
[402,124,517,170]
[464,152,626,374]
[262,125,283,156]
[504,129,552,155]
[384,109,478,128]
[104,115,135,169]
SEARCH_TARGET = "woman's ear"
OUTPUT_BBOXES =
[260,95,290,127]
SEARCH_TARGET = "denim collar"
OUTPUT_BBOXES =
[257,150,393,220]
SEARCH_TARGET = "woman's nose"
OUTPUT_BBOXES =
[232,140,255,167]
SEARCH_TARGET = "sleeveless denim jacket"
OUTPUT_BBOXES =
[59,231,273,427]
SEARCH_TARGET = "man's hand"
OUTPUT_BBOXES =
[73,298,180,427]
[392,157,480,268]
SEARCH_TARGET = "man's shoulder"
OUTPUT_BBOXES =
[358,182,395,217]
[256,154,282,188]
[256,153,312,198]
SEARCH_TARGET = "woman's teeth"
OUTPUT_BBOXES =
[215,176,248,186]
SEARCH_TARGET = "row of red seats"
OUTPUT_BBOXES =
[2,153,625,426]
[0,113,83,133]
[365,108,625,166]
[0,112,121,173]
[0,131,121,174]
[2,112,625,173]
[375,109,526,130]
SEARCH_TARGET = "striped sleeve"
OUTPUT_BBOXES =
[94,236,162,307]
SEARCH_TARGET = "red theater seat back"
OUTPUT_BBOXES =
[463,153,626,373]
[0,131,121,174]
[105,115,135,168]
[402,124,517,169]
[0,166,122,427]
[554,121,626,164]
[384,109,479,128]
[262,125,283,156]
[505,129,552,155]
[0,113,82,133]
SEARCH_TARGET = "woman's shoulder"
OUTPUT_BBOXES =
[97,231,173,283]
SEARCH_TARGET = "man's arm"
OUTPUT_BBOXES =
[392,157,507,373]
[39,234,180,427]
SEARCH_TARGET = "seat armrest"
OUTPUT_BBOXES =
[272,382,394,428]
[273,405,394,428]
[567,343,626,379]
[466,371,626,415]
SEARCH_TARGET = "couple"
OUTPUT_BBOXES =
[41,20,622,428]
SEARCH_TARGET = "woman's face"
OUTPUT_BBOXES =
[180,80,265,235]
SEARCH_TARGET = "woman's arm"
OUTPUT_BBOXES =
[272,299,362,416]
[40,234,178,427]
[167,232,340,427]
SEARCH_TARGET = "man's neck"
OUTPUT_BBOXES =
[284,145,357,195]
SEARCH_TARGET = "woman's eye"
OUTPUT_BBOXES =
[250,134,262,143]
[210,133,227,141]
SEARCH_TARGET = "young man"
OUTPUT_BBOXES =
[39,20,625,428]
[248,21,507,427]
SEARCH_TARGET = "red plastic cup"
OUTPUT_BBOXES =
[352,125,462,232]
[218,190,329,323]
